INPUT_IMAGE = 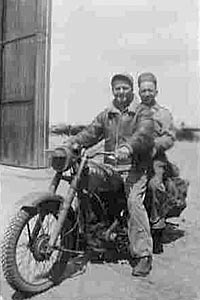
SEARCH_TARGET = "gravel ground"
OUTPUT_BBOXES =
[0,141,200,300]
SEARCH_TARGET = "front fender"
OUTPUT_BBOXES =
[14,192,65,211]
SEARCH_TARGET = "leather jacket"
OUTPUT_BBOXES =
[65,99,154,168]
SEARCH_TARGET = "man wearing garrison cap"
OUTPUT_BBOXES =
[138,72,177,253]
[53,73,155,277]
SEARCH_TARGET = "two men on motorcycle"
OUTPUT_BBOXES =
[54,71,180,276]
[55,73,155,276]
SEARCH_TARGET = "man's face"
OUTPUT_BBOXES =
[139,81,157,106]
[112,79,133,106]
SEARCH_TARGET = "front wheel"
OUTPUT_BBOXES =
[1,201,77,295]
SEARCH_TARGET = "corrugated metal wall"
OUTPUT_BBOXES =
[0,0,51,168]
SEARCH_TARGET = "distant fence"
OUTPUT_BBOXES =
[175,128,200,142]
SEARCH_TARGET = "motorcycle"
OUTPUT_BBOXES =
[1,146,131,295]
[1,142,188,295]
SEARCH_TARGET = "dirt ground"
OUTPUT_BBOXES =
[0,141,200,300]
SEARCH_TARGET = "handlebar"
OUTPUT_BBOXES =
[87,151,116,160]
[46,148,132,173]
[46,148,119,161]
[46,149,117,161]
[87,151,132,173]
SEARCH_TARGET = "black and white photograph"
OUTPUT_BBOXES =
[0,1,200,299]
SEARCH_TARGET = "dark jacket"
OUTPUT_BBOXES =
[66,99,154,168]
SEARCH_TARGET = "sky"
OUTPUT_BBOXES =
[49,0,200,127]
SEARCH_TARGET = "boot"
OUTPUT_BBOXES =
[132,256,152,277]
[152,229,164,254]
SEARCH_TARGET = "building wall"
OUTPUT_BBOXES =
[49,0,200,127]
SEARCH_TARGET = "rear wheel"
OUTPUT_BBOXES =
[1,201,77,294]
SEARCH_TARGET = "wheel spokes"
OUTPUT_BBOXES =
[16,212,61,284]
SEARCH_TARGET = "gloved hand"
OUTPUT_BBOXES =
[51,123,67,135]
[115,146,130,161]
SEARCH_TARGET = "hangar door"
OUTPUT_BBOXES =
[0,0,51,167]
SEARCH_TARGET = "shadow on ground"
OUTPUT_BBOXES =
[11,255,88,300]
[10,249,130,300]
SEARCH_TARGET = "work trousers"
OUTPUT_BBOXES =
[123,167,153,258]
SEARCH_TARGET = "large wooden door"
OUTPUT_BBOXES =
[0,0,51,167]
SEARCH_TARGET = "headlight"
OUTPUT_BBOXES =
[51,148,69,172]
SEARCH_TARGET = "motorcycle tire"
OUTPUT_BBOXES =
[1,201,76,295]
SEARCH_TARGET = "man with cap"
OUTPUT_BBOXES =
[53,73,154,276]
[137,72,176,253]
